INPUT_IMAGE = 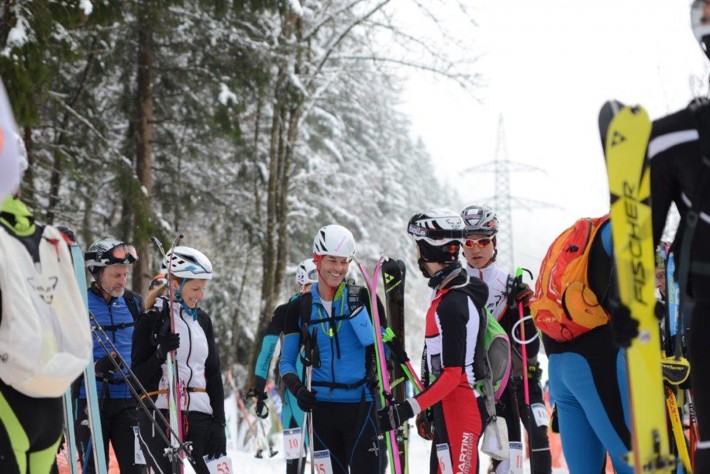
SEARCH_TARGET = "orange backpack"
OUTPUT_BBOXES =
[530,216,610,342]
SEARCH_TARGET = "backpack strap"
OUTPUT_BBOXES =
[123,290,143,322]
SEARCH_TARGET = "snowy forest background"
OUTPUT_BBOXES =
[1,0,480,388]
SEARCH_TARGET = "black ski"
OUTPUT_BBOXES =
[381,258,408,472]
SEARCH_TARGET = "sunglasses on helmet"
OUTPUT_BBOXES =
[463,237,492,249]
[87,243,138,265]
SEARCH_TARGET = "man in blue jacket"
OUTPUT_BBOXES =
[77,239,144,474]
[279,225,399,474]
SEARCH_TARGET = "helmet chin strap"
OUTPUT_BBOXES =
[175,279,199,320]
[95,272,115,301]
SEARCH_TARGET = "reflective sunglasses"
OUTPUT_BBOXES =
[463,237,492,249]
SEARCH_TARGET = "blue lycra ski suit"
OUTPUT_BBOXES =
[543,220,633,474]
[280,282,387,474]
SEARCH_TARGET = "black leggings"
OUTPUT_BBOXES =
[689,301,710,472]
[310,400,384,474]
[74,397,144,474]
[497,378,552,474]
[139,409,214,474]
[0,379,63,474]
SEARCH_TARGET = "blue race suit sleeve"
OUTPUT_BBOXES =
[254,302,288,389]
[255,335,279,380]
[279,297,302,380]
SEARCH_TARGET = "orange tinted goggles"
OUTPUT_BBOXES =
[106,243,138,264]
[463,237,492,249]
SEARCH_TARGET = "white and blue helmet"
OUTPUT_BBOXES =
[162,246,213,280]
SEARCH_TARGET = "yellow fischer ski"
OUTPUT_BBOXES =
[601,102,674,472]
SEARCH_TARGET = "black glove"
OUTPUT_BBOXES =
[247,388,269,419]
[154,332,180,362]
[377,400,414,432]
[293,383,318,411]
[388,336,409,364]
[514,281,534,306]
[204,420,227,459]
[527,361,542,384]
[95,353,118,380]
[415,409,434,440]
[609,301,639,348]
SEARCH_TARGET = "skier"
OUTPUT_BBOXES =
[619,3,710,468]
[76,239,145,473]
[378,209,486,474]
[531,215,633,473]
[249,258,318,471]
[459,204,551,474]
[279,224,402,474]
[0,192,92,473]
[132,246,226,474]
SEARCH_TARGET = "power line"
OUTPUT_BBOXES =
[463,115,558,272]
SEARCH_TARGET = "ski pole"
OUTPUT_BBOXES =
[89,332,175,474]
[514,267,535,474]
[88,311,193,466]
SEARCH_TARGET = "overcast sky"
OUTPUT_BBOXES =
[399,0,708,276]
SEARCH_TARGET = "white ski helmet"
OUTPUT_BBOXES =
[407,209,465,263]
[312,224,356,259]
[460,204,499,237]
[162,246,213,280]
[85,239,138,276]
[692,0,710,60]
[296,258,318,286]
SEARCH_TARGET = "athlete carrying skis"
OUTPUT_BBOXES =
[250,258,318,472]
[460,205,551,474]
[617,3,710,468]
[378,209,486,474]
[530,215,634,473]
[77,239,145,473]
[132,246,226,474]
[279,224,406,474]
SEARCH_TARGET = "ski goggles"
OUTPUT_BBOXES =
[463,237,493,249]
[87,243,138,265]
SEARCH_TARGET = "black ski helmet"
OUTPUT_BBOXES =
[407,209,465,264]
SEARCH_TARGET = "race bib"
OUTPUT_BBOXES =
[509,441,523,474]
[531,403,550,427]
[203,454,233,474]
[435,443,453,474]
[284,427,303,460]
[313,450,334,474]
[132,426,146,465]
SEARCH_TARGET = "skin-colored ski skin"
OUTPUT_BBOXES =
[603,104,674,473]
